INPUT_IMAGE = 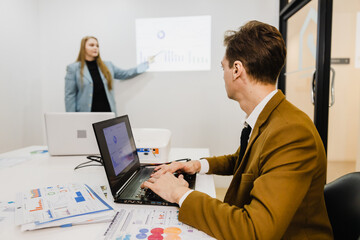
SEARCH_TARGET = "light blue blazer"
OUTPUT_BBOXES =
[65,61,148,114]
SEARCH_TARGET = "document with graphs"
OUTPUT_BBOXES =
[101,206,214,240]
[15,183,114,231]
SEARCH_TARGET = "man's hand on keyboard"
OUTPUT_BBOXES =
[151,160,201,178]
[141,172,190,203]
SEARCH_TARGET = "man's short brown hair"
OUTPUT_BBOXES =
[224,20,286,84]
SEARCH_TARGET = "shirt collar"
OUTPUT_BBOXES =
[244,89,278,130]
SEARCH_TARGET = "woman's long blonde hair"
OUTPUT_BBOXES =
[76,36,113,90]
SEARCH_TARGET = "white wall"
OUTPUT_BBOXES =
[0,0,42,153]
[38,0,279,158]
[1,1,279,184]
[0,0,278,188]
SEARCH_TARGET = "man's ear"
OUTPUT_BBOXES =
[232,60,243,79]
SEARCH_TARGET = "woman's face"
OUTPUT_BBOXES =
[84,38,99,61]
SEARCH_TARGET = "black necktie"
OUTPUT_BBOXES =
[239,124,252,161]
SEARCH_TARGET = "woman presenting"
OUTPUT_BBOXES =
[65,36,152,114]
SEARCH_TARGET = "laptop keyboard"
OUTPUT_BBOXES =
[138,172,196,201]
[144,188,162,201]
[140,173,196,201]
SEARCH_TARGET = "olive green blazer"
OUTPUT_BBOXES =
[179,90,333,240]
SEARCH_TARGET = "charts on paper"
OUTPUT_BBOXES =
[102,207,215,240]
[15,183,114,231]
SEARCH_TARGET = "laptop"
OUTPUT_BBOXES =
[92,115,196,206]
[45,112,115,156]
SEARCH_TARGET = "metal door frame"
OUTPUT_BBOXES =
[278,0,333,152]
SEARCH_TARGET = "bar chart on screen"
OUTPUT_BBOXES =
[136,16,211,72]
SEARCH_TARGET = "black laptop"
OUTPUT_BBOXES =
[92,115,196,206]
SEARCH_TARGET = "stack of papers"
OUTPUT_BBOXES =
[15,183,115,231]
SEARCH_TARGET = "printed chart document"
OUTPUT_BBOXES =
[15,183,115,231]
[0,200,15,228]
[101,207,215,240]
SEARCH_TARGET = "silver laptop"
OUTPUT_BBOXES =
[45,112,115,156]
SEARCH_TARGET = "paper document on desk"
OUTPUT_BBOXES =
[0,201,15,228]
[15,183,115,231]
[101,207,215,240]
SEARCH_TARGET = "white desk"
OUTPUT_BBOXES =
[0,146,215,239]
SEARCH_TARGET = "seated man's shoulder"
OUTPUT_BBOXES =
[275,100,314,126]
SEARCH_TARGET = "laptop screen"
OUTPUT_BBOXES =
[93,115,141,196]
[103,122,136,176]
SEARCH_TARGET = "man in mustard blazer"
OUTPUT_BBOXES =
[142,20,333,239]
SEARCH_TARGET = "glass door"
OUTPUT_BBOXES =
[279,0,333,152]
[280,0,360,180]
[328,0,360,173]
[285,0,318,121]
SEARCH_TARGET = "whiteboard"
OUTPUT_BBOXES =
[136,15,211,71]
